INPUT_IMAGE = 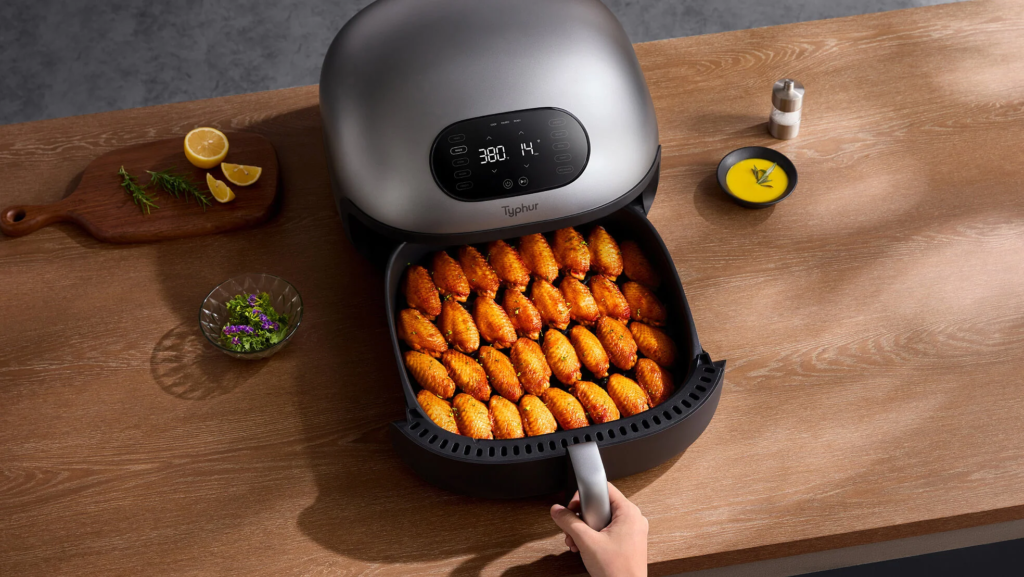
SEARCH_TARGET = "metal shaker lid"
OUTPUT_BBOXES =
[772,79,804,112]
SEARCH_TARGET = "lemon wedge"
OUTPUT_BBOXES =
[221,162,262,187]
[206,172,235,203]
[184,127,229,169]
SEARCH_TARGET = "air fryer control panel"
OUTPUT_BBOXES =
[430,108,590,201]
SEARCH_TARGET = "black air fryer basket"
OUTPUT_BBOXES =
[384,200,725,500]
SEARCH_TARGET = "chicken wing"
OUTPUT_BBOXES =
[519,233,559,282]
[472,296,517,349]
[442,350,491,401]
[530,278,571,330]
[519,394,558,437]
[430,251,470,302]
[543,328,582,385]
[511,337,551,396]
[402,265,441,320]
[487,240,531,292]
[596,316,637,370]
[453,393,493,439]
[398,308,448,358]
[630,322,677,367]
[417,390,459,434]
[404,350,456,399]
[589,274,631,322]
[559,276,600,326]
[458,245,501,299]
[542,388,589,430]
[503,287,543,340]
[489,396,525,439]
[572,381,620,424]
[620,240,661,290]
[551,227,590,280]
[569,325,610,378]
[635,358,675,406]
[607,374,651,417]
[438,298,480,354]
[621,281,667,326]
[587,226,623,280]
[478,345,523,402]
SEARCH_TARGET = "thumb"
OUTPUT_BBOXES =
[550,503,596,544]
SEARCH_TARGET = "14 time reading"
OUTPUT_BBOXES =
[479,142,540,164]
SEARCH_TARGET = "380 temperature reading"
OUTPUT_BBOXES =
[479,146,508,164]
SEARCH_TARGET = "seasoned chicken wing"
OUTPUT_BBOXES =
[621,281,667,326]
[559,276,600,326]
[587,226,623,280]
[442,350,491,401]
[503,287,543,340]
[472,296,517,349]
[487,240,531,292]
[453,393,493,439]
[478,346,523,402]
[635,358,675,406]
[458,245,501,299]
[404,351,456,399]
[489,396,525,439]
[630,322,677,367]
[402,265,441,320]
[398,308,447,358]
[596,316,637,370]
[572,381,620,424]
[620,240,661,290]
[430,251,470,302]
[569,325,610,378]
[530,278,571,330]
[438,298,480,354]
[519,394,558,437]
[519,233,559,282]
[589,274,631,322]
[417,390,459,434]
[607,374,651,417]
[551,227,590,280]
[543,328,582,385]
[542,387,589,430]
[511,337,551,396]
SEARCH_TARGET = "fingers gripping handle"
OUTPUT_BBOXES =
[568,442,611,531]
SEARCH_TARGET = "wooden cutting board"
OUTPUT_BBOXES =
[0,131,279,242]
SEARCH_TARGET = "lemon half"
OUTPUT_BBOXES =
[185,127,229,169]
[221,162,262,187]
[206,173,235,203]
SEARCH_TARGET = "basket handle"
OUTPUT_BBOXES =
[567,441,611,531]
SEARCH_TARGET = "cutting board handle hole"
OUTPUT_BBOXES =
[4,208,26,223]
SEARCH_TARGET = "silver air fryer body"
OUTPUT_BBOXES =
[320,0,660,252]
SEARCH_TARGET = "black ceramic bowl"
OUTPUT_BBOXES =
[716,146,798,209]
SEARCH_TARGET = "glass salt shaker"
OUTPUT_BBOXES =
[769,79,804,139]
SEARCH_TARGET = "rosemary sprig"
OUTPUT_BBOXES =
[117,166,159,214]
[147,168,212,211]
[750,162,777,188]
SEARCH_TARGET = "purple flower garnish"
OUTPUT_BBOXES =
[248,293,259,306]
[231,336,240,345]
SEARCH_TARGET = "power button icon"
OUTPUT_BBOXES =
[502,179,514,189]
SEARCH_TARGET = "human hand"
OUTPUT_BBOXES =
[550,482,649,577]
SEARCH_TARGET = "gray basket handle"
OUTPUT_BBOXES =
[567,441,611,530]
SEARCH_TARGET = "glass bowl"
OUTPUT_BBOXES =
[199,273,303,360]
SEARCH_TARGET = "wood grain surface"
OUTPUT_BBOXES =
[0,131,279,242]
[3,1,1024,575]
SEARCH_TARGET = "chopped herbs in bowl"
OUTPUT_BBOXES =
[199,274,303,360]
[221,292,290,352]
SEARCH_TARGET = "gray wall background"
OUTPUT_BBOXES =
[0,0,957,126]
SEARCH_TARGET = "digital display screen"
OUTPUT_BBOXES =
[430,108,589,201]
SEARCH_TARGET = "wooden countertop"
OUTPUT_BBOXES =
[3,1,1023,574]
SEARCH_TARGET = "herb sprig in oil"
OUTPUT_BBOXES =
[117,166,159,214]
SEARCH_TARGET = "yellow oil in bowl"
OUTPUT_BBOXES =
[725,159,789,204]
